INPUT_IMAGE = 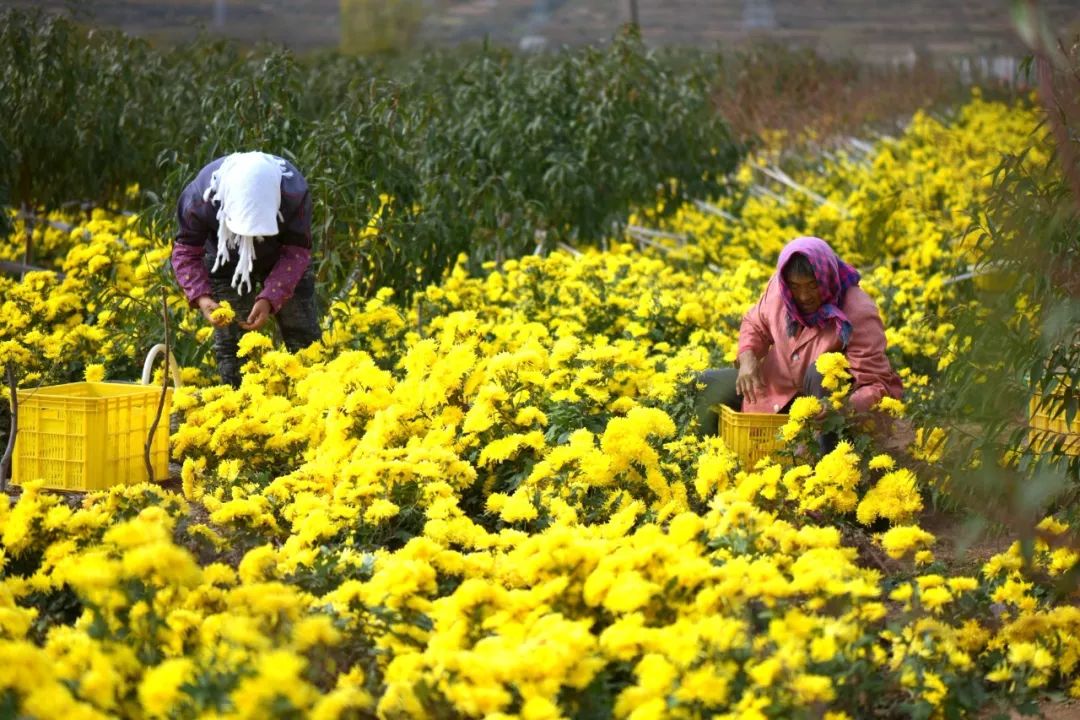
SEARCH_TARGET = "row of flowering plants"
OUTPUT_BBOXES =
[1,95,1078,718]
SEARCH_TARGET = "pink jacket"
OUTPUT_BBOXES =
[737,274,902,414]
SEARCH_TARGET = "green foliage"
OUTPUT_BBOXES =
[918,42,1080,512]
[0,9,161,212]
[0,10,743,308]
[933,149,1079,469]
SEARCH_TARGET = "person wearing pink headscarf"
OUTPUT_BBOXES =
[695,236,902,438]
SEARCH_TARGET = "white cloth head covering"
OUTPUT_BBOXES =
[203,151,293,294]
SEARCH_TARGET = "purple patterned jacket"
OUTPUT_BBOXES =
[171,156,312,313]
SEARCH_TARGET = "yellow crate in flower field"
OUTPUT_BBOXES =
[1029,389,1080,457]
[13,382,172,491]
[720,404,788,467]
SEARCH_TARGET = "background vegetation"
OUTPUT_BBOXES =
[0,7,984,306]
[3,8,1080,716]
[0,9,741,305]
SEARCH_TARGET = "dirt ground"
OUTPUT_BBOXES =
[919,509,1017,573]
[979,699,1080,720]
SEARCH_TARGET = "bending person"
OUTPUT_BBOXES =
[171,151,320,387]
[696,236,902,442]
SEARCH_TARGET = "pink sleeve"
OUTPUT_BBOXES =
[738,277,776,357]
[171,242,212,308]
[846,292,903,413]
[256,245,311,314]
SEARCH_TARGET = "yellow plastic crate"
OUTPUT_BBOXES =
[1029,390,1080,457]
[13,382,172,491]
[720,404,788,467]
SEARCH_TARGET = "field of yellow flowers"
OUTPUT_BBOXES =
[1,95,1078,719]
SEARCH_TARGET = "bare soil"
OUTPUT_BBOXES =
[919,509,1016,574]
[979,698,1080,720]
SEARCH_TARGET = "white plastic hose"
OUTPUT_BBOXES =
[141,344,183,389]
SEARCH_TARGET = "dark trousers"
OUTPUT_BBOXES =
[209,267,320,388]
[694,363,837,452]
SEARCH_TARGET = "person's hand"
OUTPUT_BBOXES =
[196,296,229,328]
[735,350,765,404]
[239,298,272,331]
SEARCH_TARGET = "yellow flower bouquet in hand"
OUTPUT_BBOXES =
[210,301,235,325]
[816,352,852,410]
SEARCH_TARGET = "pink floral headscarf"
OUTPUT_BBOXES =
[776,236,861,348]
